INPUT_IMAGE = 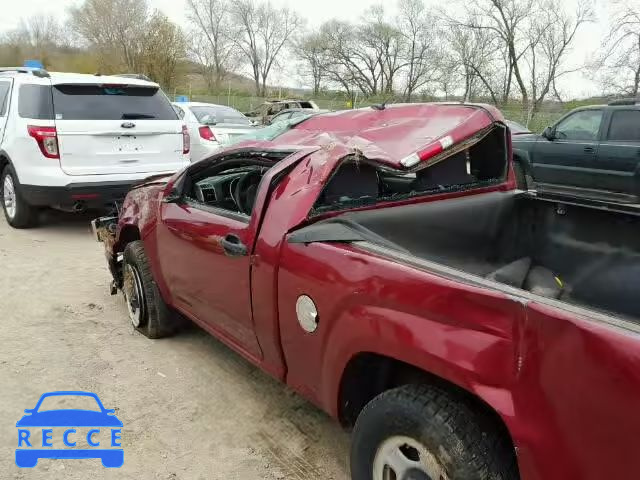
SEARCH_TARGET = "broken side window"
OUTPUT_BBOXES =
[312,126,508,215]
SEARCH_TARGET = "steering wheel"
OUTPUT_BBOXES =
[233,170,262,215]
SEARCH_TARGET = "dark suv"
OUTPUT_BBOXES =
[512,99,640,204]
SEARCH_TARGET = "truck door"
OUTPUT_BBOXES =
[156,162,265,358]
[532,109,603,190]
[595,109,640,199]
[0,79,12,145]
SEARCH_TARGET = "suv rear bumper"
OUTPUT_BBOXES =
[21,181,136,209]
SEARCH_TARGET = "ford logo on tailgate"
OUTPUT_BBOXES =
[121,122,135,129]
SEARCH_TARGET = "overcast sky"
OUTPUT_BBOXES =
[0,0,613,98]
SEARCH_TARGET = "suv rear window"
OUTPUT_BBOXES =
[18,84,54,119]
[190,105,250,125]
[51,85,178,120]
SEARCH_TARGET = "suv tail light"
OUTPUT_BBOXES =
[182,125,190,154]
[198,126,216,142]
[28,125,59,159]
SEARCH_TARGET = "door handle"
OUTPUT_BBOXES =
[221,234,248,257]
[584,146,595,153]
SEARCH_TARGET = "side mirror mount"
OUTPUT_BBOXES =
[542,126,555,140]
[163,188,183,204]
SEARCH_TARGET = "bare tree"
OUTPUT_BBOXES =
[186,0,238,91]
[451,0,591,119]
[69,0,149,71]
[593,1,640,96]
[231,0,302,96]
[445,20,501,103]
[16,15,62,50]
[361,6,405,94]
[397,0,441,100]
[318,19,384,97]
[295,30,329,95]
[524,0,593,121]
[454,0,537,107]
[141,11,186,89]
[315,21,361,101]
[1,14,65,67]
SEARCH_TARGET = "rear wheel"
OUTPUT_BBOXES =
[351,384,519,480]
[122,241,182,338]
[1,165,37,228]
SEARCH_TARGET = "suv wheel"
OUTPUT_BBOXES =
[351,384,519,480]
[1,165,37,228]
[122,241,183,338]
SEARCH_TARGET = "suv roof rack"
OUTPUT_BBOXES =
[608,98,639,106]
[0,67,50,78]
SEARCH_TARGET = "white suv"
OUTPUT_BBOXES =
[0,67,190,228]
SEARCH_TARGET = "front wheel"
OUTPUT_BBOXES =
[1,165,37,228]
[351,384,519,480]
[122,241,183,338]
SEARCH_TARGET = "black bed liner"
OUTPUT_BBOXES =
[290,190,640,325]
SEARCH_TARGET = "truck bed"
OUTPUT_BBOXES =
[300,191,640,323]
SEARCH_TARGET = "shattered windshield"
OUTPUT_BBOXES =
[227,114,313,145]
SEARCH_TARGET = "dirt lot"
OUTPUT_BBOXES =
[0,211,350,479]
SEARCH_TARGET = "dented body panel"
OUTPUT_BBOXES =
[94,103,640,480]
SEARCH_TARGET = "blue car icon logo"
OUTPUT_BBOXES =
[16,391,123,468]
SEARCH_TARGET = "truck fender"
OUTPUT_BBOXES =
[318,304,520,434]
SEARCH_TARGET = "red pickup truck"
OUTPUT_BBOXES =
[93,104,640,480]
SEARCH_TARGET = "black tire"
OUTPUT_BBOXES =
[122,240,183,338]
[1,164,38,228]
[513,160,527,190]
[351,384,519,480]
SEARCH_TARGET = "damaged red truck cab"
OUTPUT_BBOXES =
[94,104,640,480]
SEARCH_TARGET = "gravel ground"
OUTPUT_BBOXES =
[0,210,350,479]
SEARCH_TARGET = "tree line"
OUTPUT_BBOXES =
[1,0,639,124]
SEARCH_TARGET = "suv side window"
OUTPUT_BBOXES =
[555,110,603,141]
[18,84,54,119]
[173,104,185,119]
[607,110,640,141]
[0,81,11,116]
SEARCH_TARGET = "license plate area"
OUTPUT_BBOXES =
[116,135,143,153]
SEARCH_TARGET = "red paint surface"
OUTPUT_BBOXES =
[107,104,640,479]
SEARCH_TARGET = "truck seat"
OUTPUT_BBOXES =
[486,257,564,299]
